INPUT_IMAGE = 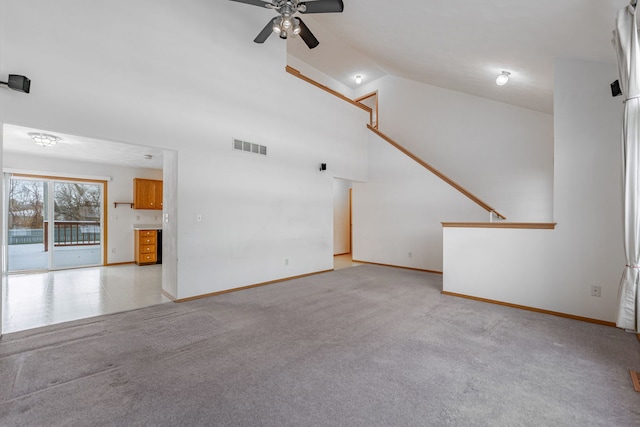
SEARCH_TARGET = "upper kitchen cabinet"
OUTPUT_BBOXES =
[133,178,163,210]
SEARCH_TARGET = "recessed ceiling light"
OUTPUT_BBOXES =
[355,75,363,85]
[496,71,511,86]
[28,132,61,147]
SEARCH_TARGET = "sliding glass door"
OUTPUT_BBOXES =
[7,177,48,271]
[7,175,104,272]
[51,181,103,269]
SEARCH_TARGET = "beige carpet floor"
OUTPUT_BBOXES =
[1,265,639,426]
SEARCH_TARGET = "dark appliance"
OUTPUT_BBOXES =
[156,229,162,264]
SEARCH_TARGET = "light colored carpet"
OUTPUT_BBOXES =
[0,265,639,426]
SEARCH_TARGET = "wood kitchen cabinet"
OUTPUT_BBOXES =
[135,230,157,265]
[133,178,163,210]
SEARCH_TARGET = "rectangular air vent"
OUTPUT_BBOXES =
[232,138,267,156]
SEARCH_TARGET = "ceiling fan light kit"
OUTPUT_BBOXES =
[229,0,344,49]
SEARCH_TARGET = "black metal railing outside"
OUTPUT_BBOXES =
[9,221,101,248]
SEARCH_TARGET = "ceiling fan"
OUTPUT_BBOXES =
[228,0,344,49]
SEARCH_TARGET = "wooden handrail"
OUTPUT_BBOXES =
[286,65,507,220]
[354,91,379,129]
[441,222,555,229]
[368,125,507,220]
[286,66,372,114]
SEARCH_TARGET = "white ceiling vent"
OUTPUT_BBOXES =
[233,139,267,156]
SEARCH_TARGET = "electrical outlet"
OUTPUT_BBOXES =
[285,258,289,266]
[408,251,413,258]
[591,286,601,297]
[111,248,116,254]
[196,214,202,222]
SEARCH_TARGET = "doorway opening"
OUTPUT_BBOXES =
[1,123,178,334]
[333,178,360,270]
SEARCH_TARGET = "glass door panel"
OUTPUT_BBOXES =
[52,181,103,269]
[7,178,49,271]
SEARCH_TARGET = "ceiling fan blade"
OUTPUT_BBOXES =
[299,0,344,13]
[228,0,273,8]
[297,18,319,49]
[254,19,274,43]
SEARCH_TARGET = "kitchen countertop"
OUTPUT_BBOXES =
[132,224,163,230]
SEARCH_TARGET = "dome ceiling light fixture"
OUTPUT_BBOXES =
[228,0,344,49]
[28,132,61,148]
[496,71,511,86]
[355,75,363,85]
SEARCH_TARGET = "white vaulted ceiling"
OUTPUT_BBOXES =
[3,0,630,167]
[286,0,630,113]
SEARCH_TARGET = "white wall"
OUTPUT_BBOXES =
[0,0,369,300]
[356,75,554,222]
[350,73,552,272]
[443,58,623,322]
[0,3,4,330]
[353,131,488,272]
[333,178,351,255]
[162,150,178,299]
[3,151,162,264]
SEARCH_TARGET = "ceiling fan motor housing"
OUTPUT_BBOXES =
[229,0,344,48]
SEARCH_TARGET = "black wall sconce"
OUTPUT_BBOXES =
[319,163,327,172]
[0,74,31,93]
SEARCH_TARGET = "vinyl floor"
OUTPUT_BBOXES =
[2,264,167,334]
[3,256,359,334]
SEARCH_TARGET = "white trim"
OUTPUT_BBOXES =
[3,168,112,182]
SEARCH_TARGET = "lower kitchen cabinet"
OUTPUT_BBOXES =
[135,230,157,265]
